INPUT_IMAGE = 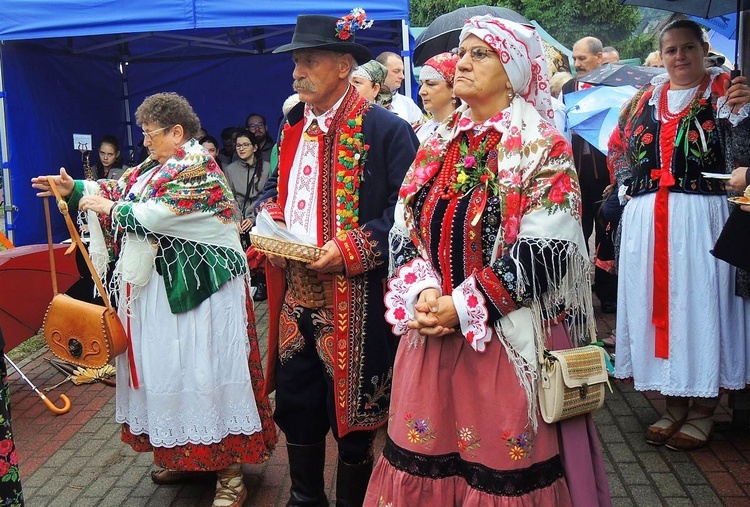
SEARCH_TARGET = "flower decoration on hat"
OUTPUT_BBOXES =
[336,8,373,41]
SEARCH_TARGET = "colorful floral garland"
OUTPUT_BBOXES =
[335,7,373,41]
[452,132,500,197]
[336,112,369,231]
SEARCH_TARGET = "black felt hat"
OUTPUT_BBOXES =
[273,14,372,65]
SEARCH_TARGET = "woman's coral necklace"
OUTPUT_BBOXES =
[435,129,501,200]
[658,74,710,123]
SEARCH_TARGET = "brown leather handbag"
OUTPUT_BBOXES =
[42,179,128,368]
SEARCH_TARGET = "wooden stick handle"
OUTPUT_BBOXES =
[38,393,71,415]
[43,197,59,295]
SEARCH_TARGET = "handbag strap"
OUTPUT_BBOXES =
[43,198,59,295]
[46,179,114,312]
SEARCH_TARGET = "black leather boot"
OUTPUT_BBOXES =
[286,441,329,507]
[335,457,373,507]
[251,273,267,301]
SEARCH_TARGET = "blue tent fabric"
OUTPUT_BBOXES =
[0,0,409,40]
[3,44,127,241]
[0,0,197,40]
[0,0,410,245]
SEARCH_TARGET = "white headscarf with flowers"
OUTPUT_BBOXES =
[460,15,555,122]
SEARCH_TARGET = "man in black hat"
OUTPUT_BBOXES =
[258,11,418,507]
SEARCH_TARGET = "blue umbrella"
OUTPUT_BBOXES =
[690,12,738,38]
[565,85,639,155]
[707,29,737,66]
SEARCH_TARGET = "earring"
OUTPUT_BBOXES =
[451,98,457,104]
[507,91,514,99]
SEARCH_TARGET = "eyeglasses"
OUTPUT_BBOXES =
[247,123,265,130]
[142,125,173,141]
[452,47,496,62]
[236,143,254,149]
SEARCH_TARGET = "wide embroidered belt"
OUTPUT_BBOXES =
[286,261,334,309]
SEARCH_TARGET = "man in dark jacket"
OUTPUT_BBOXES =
[563,36,618,313]
[257,12,418,507]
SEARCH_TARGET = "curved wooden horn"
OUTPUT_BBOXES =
[38,393,71,415]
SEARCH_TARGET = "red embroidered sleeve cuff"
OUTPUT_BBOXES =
[384,258,441,336]
[259,201,285,222]
[475,267,521,317]
[452,275,491,352]
[333,229,380,277]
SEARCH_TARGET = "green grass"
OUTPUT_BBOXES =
[6,334,47,362]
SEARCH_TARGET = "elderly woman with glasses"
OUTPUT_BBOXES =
[365,16,611,506]
[32,92,276,507]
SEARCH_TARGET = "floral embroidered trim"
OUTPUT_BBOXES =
[456,425,481,457]
[383,436,565,496]
[476,267,521,317]
[503,430,534,461]
[384,258,441,336]
[377,496,393,507]
[404,413,436,448]
[335,8,373,41]
[452,275,490,352]
[363,370,392,412]
[336,114,369,230]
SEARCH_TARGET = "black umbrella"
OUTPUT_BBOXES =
[618,0,749,71]
[618,0,748,17]
[577,62,666,88]
[413,5,530,66]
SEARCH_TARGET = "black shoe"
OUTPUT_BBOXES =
[253,282,267,301]
[600,300,617,314]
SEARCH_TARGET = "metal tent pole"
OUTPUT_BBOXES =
[119,58,134,165]
[400,19,414,101]
[0,47,16,245]
[740,9,749,75]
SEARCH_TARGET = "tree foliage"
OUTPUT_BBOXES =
[410,0,656,60]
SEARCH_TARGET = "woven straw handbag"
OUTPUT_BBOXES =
[538,345,609,424]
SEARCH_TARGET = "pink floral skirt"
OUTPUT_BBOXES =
[365,327,572,506]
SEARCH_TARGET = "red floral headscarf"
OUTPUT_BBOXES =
[421,52,460,86]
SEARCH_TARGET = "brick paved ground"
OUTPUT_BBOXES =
[6,299,750,506]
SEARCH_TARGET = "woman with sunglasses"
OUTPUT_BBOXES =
[32,92,276,507]
[365,16,610,506]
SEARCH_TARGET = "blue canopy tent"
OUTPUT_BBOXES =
[0,0,412,245]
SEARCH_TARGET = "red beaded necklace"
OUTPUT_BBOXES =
[436,136,464,199]
[658,74,710,124]
[434,129,502,200]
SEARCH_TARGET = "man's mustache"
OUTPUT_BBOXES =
[293,79,316,93]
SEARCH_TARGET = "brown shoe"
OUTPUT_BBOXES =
[665,418,714,451]
[150,468,216,485]
[645,409,687,446]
